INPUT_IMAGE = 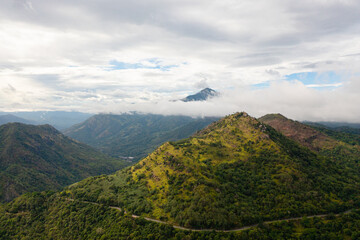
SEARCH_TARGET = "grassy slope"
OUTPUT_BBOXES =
[66,112,360,229]
[0,123,128,202]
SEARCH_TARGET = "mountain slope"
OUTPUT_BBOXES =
[181,88,219,102]
[66,112,360,229]
[0,123,128,202]
[0,114,35,125]
[64,113,219,160]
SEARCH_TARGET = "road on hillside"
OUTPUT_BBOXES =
[66,198,354,232]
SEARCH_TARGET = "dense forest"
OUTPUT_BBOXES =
[0,192,359,239]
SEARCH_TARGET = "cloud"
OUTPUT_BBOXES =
[0,0,360,122]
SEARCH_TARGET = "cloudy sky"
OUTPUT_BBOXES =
[1,0,360,122]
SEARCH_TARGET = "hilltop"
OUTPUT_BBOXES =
[65,112,360,229]
[0,123,128,202]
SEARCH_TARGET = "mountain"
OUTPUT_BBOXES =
[65,112,360,229]
[0,114,35,125]
[0,123,128,202]
[1,111,93,130]
[181,88,219,102]
[64,113,219,160]
[1,112,360,239]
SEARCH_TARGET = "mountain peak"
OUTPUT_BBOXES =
[181,88,219,102]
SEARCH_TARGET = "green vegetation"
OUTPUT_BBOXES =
[65,112,360,229]
[0,192,359,239]
[0,123,129,202]
[305,122,360,146]
[64,113,219,160]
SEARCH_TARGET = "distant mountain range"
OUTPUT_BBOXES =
[181,88,219,102]
[0,111,93,130]
[0,123,128,202]
[0,114,35,125]
[64,113,220,160]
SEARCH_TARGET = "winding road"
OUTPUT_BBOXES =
[66,198,354,232]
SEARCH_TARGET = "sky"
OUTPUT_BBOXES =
[1,0,360,122]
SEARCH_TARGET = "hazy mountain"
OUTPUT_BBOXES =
[0,123,128,202]
[1,111,93,130]
[181,88,219,102]
[65,112,360,229]
[64,113,219,161]
[0,114,35,125]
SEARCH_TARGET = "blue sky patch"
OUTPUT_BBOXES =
[108,59,178,71]
[251,82,270,89]
[285,71,343,88]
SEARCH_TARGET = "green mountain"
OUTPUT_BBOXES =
[0,123,128,202]
[64,113,219,161]
[65,112,360,229]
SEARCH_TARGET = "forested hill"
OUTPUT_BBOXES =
[0,123,128,202]
[65,112,360,229]
[64,113,219,160]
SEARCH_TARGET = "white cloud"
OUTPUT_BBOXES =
[0,0,360,122]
